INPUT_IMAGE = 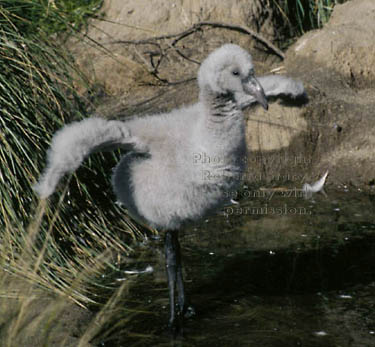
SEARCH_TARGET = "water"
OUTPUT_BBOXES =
[99,187,375,347]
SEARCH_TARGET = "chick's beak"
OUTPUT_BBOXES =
[242,75,268,110]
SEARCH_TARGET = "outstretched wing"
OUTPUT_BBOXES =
[235,75,306,109]
[34,117,148,198]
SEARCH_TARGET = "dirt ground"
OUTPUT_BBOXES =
[81,0,375,191]
[281,0,375,189]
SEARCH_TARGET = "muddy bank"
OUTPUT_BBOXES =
[240,0,375,190]
[281,0,375,189]
[81,0,375,191]
[72,0,280,96]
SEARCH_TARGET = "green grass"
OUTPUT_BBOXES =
[0,0,103,38]
[274,0,347,38]
[0,0,144,306]
[0,1,150,344]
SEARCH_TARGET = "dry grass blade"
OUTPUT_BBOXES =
[1,6,148,344]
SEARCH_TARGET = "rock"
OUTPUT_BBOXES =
[284,0,375,189]
[71,0,278,96]
[93,0,276,41]
[291,0,375,88]
[242,0,375,190]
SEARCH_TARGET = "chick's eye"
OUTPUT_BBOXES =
[232,70,240,76]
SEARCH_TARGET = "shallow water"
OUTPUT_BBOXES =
[100,187,375,347]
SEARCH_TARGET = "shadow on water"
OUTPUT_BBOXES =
[98,189,375,347]
[192,234,375,299]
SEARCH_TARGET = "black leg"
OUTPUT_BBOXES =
[176,256,185,315]
[164,230,185,331]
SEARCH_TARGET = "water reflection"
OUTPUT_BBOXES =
[99,188,375,346]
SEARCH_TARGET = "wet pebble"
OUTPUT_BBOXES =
[314,331,328,336]
[338,294,353,299]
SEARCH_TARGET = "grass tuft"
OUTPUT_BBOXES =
[0,0,143,308]
[273,0,348,38]
[0,2,151,344]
